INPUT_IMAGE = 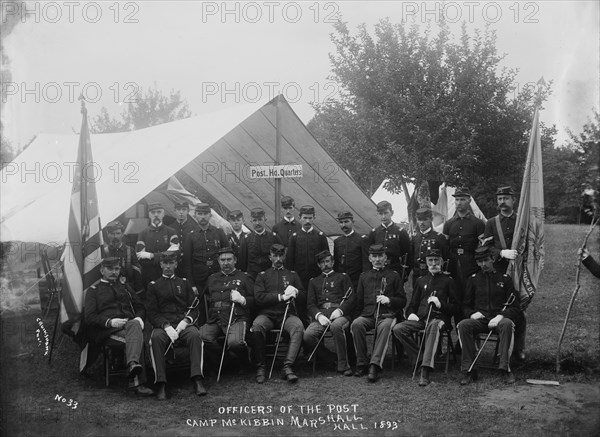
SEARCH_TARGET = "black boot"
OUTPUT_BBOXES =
[156,382,167,401]
[418,367,430,386]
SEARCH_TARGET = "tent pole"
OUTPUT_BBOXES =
[274,94,282,223]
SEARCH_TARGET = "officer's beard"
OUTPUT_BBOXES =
[273,260,283,268]
[110,238,121,248]
[428,266,441,275]
[152,218,162,226]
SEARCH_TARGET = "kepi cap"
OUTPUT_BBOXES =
[228,210,243,220]
[281,196,295,208]
[104,220,124,232]
[195,203,211,213]
[337,211,354,221]
[474,246,492,260]
[250,207,265,218]
[160,251,179,262]
[416,207,433,219]
[315,249,332,263]
[101,257,121,268]
[369,244,386,255]
[376,201,392,213]
[496,186,515,196]
[270,244,286,256]
[299,205,315,215]
[218,246,235,256]
[174,201,189,209]
[425,248,442,258]
[452,187,471,198]
[147,202,164,212]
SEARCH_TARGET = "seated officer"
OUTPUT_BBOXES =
[457,246,523,385]
[304,249,356,376]
[250,244,305,384]
[147,251,205,400]
[351,244,407,382]
[84,257,153,395]
[393,247,458,386]
[200,247,254,371]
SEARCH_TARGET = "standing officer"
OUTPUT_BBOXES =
[333,211,370,292]
[147,251,206,400]
[272,196,301,247]
[102,220,143,295]
[250,244,305,384]
[457,246,523,385]
[304,250,355,375]
[369,201,411,282]
[226,210,249,258]
[200,247,254,372]
[172,201,200,277]
[351,244,406,382]
[183,203,229,297]
[238,207,282,280]
[411,208,449,290]
[136,203,179,290]
[84,257,153,395]
[393,247,458,386]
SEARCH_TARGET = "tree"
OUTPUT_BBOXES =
[308,19,553,213]
[91,87,192,133]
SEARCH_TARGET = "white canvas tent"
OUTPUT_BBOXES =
[1,97,377,244]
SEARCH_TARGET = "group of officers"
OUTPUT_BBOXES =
[84,188,525,399]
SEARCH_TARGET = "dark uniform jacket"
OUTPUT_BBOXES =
[239,231,283,279]
[369,223,412,281]
[136,224,179,286]
[204,269,255,326]
[408,273,458,325]
[101,243,143,293]
[307,271,355,321]
[463,270,522,322]
[355,268,406,319]
[411,229,449,280]
[183,225,229,288]
[483,213,517,274]
[84,279,145,344]
[333,231,370,286]
[272,218,301,247]
[173,217,200,276]
[227,230,249,259]
[146,275,198,328]
[286,227,329,289]
[254,267,305,321]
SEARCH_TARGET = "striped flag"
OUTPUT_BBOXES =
[509,107,545,309]
[61,101,103,368]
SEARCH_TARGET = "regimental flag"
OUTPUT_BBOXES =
[509,107,545,310]
[60,100,103,369]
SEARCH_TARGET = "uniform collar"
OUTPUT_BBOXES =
[255,229,266,236]
[322,270,334,277]
[151,222,164,229]
[500,211,516,219]
[302,226,314,233]
[233,230,244,238]
[284,217,295,224]
[220,268,237,276]
[177,218,188,225]
[100,278,116,284]
[162,274,176,279]
[272,265,284,270]
[420,227,432,235]
[343,230,355,237]
[381,222,395,229]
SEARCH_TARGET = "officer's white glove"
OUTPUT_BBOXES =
[175,320,189,334]
[284,285,298,299]
[133,317,144,330]
[488,314,504,329]
[438,320,446,331]
[167,243,180,252]
[500,249,517,260]
[317,314,330,326]
[470,312,485,320]
[376,295,390,305]
[330,309,342,320]
[428,296,441,309]
[109,318,127,328]
[192,286,199,296]
[136,251,153,260]
[407,313,419,321]
[165,326,179,342]
[230,290,246,305]
[578,248,590,260]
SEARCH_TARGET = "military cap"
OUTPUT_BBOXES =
[299,205,315,215]
[104,220,124,232]
[147,202,164,212]
[425,248,442,258]
[270,244,286,256]
[174,201,189,209]
[474,246,493,260]
[218,246,235,256]
[452,187,471,198]
[101,257,121,268]
[416,207,433,219]
[250,207,265,218]
[369,244,386,255]
[376,201,393,213]
[228,210,243,220]
[337,211,354,221]
[281,196,295,208]
[315,249,332,263]
[195,203,211,213]
[496,186,515,196]
[159,251,179,262]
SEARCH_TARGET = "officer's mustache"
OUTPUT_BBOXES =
[341,226,349,232]
[152,217,161,225]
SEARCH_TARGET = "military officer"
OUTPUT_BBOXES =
[393,247,458,386]
[457,246,523,385]
[333,211,370,291]
[102,220,143,294]
[226,210,249,258]
[172,201,200,277]
[250,244,305,384]
[200,247,254,370]
[238,207,283,280]
[147,251,206,400]
[411,207,449,290]
[272,195,301,247]
[351,244,407,382]
[369,201,412,281]
[304,250,356,375]
[136,202,179,290]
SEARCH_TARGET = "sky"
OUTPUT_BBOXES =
[1,0,599,150]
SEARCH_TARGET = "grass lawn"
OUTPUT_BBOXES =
[1,224,599,436]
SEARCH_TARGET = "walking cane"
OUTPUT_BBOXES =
[307,287,353,362]
[371,276,387,357]
[269,299,291,379]
[412,290,437,380]
[165,295,200,356]
[468,293,515,372]
[217,299,236,383]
